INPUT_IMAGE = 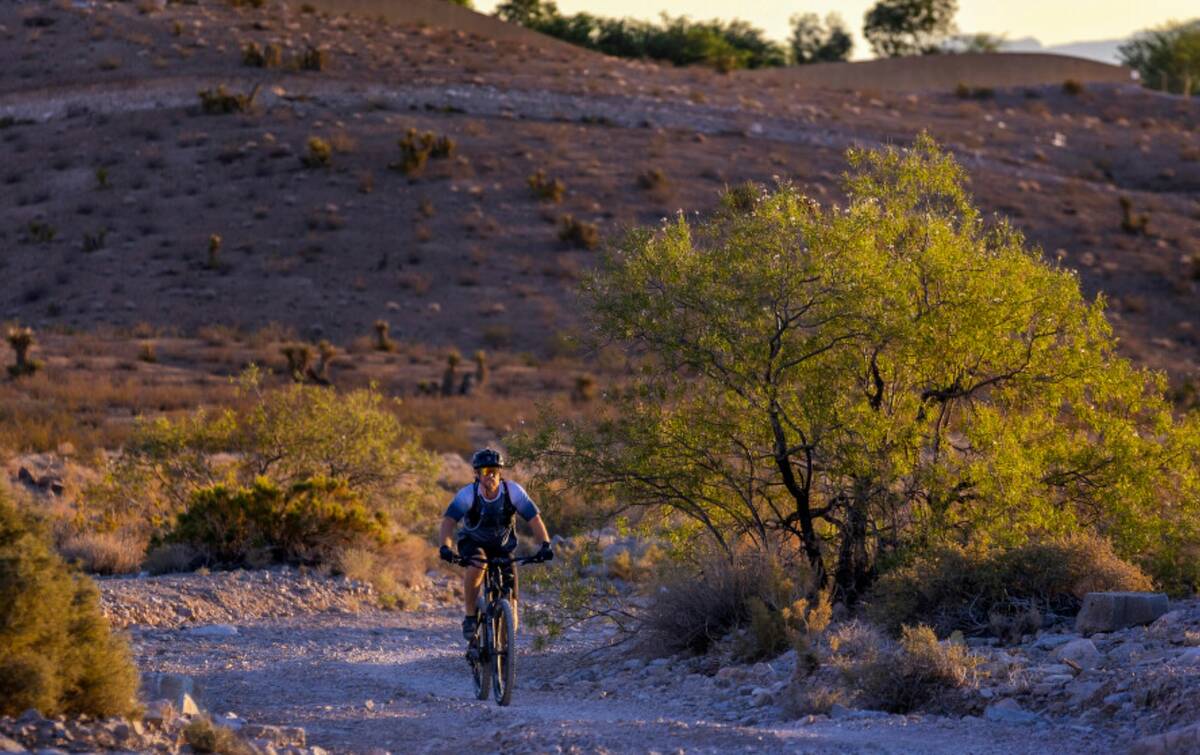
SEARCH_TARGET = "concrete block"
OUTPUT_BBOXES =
[1074,592,1168,635]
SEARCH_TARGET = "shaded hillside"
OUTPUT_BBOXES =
[0,0,1196,384]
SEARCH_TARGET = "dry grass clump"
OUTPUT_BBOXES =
[558,215,599,249]
[392,129,456,175]
[0,489,139,717]
[183,715,255,755]
[58,531,145,575]
[643,553,803,656]
[7,325,41,378]
[198,84,259,115]
[527,170,566,202]
[865,532,1152,637]
[302,136,333,168]
[335,535,433,610]
[848,625,984,714]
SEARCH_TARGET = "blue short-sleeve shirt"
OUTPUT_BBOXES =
[443,480,539,523]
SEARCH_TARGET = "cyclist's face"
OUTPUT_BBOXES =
[477,466,501,495]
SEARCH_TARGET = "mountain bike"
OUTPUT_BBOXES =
[455,552,545,706]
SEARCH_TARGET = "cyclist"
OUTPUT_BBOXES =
[438,448,553,642]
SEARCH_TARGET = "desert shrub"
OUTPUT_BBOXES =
[558,214,599,249]
[242,41,281,68]
[163,476,388,568]
[864,532,1153,636]
[0,489,139,717]
[143,542,200,575]
[1119,196,1150,234]
[849,624,984,713]
[636,168,668,191]
[302,136,332,168]
[527,170,565,202]
[335,535,432,610]
[1119,20,1200,95]
[1062,79,1085,95]
[110,369,439,518]
[299,46,328,71]
[183,715,255,755]
[392,129,455,175]
[6,326,42,378]
[374,320,396,352]
[198,84,259,114]
[58,531,145,575]
[643,553,802,655]
[26,220,56,244]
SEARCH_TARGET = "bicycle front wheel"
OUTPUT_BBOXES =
[473,608,492,700]
[492,598,516,706]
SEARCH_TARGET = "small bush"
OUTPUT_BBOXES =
[299,46,328,71]
[302,136,332,168]
[183,715,255,755]
[82,228,107,252]
[198,84,259,114]
[144,542,200,574]
[1119,196,1150,234]
[643,554,802,656]
[164,477,389,568]
[26,220,56,244]
[373,320,396,352]
[954,82,993,99]
[7,326,41,378]
[392,129,455,175]
[865,533,1153,637]
[850,624,983,713]
[1062,79,1084,95]
[59,531,145,575]
[242,42,282,68]
[558,215,599,249]
[0,489,139,717]
[636,167,668,191]
[527,170,565,202]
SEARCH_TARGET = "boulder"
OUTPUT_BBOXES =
[1074,592,1168,635]
[0,736,23,753]
[1130,722,1200,755]
[983,698,1042,725]
[1056,638,1102,670]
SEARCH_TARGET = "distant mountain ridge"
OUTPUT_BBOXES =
[1003,35,1125,65]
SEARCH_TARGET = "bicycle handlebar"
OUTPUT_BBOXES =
[454,554,546,567]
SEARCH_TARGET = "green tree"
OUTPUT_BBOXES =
[944,32,1006,53]
[863,0,958,57]
[0,489,139,717]
[789,13,854,64]
[1119,19,1200,95]
[494,0,559,27]
[510,135,1200,601]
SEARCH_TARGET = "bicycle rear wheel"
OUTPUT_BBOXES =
[492,598,516,706]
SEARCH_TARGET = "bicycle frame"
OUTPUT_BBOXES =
[458,553,542,706]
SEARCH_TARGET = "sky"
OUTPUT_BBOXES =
[471,0,1199,59]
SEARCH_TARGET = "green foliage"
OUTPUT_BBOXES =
[109,369,438,523]
[865,533,1154,636]
[789,13,853,64]
[528,170,565,203]
[509,134,1200,602]
[495,0,787,71]
[1119,19,1200,96]
[0,489,138,717]
[164,477,388,567]
[864,0,958,57]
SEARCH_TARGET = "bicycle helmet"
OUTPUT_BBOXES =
[470,447,505,469]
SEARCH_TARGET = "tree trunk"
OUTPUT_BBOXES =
[768,403,826,589]
[833,479,873,605]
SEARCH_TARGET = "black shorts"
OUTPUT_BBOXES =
[457,531,518,601]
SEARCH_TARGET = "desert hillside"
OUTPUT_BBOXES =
[0,0,1197,385]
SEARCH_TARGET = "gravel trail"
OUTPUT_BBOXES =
[127,600,1126,754]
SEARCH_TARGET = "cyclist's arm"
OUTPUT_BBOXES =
[528,514,550,545]
[438,516,458,551]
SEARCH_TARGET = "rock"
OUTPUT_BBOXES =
[749,687,773,707]
[1066,679,1104,706]
[143,700,176,728]
[141,673,203,714]
[1176,647,1200,666]
[1056,638,1102,670]
[1130,722,1200,755]
[983,698,1042,725]
[0,736,22,752]
[179,693,202,716]
[1075,592,1169,635]
[1034,634,1075,651]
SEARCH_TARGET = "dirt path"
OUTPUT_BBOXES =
[128,603,1126,754]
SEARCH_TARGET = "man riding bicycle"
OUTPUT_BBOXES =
[439,448,553,641]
